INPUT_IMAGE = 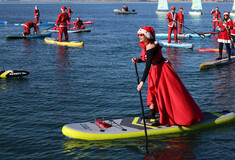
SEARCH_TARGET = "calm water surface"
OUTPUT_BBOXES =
[0,1,234,159]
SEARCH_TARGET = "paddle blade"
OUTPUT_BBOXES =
[41,30,47,34]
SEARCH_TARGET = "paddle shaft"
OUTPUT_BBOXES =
[168,18,205,38]
[134,63,149,154]
[41,26,54,34]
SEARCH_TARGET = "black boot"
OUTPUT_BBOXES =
[216,50,222,60]
[228,52,231,61]
[144,109,156,119]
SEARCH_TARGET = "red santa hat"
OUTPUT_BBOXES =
[171,6,175,10]
[224,11,230,16]
[77,17,80,19]
[216,7,219,9]
[180,7,183,10]
[61,6,67,10]
[137,26,155,41]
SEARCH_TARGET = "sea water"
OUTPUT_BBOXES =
[0,1,234,159]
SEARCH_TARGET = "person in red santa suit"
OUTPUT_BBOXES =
[177,7,184,34]
[55,6,69,42]
[67,6,73,23]
[230,20,235,48]
[165,6,178,43]
[217,11,233,60]
[34,5,40,24]
[131,26,203,126]
[22,21,38,36]
[73,17,86,29]
[122,4,128,11]
[210,7,221,32]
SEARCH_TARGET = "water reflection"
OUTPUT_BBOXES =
[54,46,71,99]
[165,47,182,69]
[211,65,235,110]
[145,136,197,160]
[61,134,199,159]
[56,46,70,70]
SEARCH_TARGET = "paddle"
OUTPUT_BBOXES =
[134,62,149,154]
[168,18,205,38]
[41,26,53,34]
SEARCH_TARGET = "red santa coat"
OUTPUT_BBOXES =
[211,11,221,22]
[34,8,40,17]
[166,12,178,27]
[139,42,203,126]
[68,8,72,16]
[23,21,37,31]
[218,19,233,43]
[23,21,38,35]
[177,11,184,24]
[55,12,69,27]
[230,21,235,36]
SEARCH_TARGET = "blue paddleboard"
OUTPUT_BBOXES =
[155,33,211,38]
[13,23,55,26]
[158,40,193,49]
[0,21,8,24]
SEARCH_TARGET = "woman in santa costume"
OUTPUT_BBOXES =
[210,7,221,32]
[55,6,69,42]
[216,11,232,60]
[177,7,184,34]
[165,6,178,43]
[131,26,203,126]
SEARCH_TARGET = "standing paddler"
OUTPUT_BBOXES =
[165,6,179,43]
[216,11,233,60]
[34,5,40,24]
[55,6,69,42]
[177,7,184,34]
[210,7,221,32]
[67,6,73,23]
[131,26,203,126]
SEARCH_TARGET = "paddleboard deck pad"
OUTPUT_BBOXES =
[0,70,29,78]
[6,32,52,39]
[62,111,235,140]
[44,37,84,47]
[200,56,235,70]
[158,40,193,49]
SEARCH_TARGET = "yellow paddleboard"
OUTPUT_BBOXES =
[62,111,235,140]
[200,55,235,70]
[44,37,84,47]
